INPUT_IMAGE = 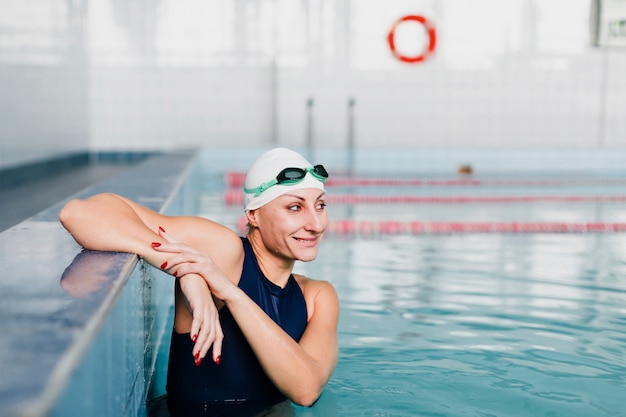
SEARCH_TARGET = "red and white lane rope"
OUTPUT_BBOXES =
[225,172,626,188]
[236,217,626,235]
[224,190,626,206]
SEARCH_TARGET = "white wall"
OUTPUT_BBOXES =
[0,1,89,168]
[0,64,89,168]
[1,0,626,169]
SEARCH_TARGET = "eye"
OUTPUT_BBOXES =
[288,204,302,212]
[316,201,327,210]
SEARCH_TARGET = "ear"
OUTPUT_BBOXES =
[246,209,259,228]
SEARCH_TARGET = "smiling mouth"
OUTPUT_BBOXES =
[294,237,318,245]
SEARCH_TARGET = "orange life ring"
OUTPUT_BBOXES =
[387,15,436,63]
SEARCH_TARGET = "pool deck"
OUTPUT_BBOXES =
[0,164,131,233]
[0,152,195,417]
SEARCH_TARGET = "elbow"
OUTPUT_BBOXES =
[58,199,82,231]
[291,394,320,408]
[58,198,96,250]
[288,384,324,407]
[59,193,115,230]
[287,350,337,407]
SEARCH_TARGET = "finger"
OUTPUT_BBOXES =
[152,242,205,258]
[198,326,215,365]
[155,254,184,275]
[212,322,224,365]
[193,316,215,366]
[191,299,217,351]
[162,259,196,279]
[158,226,180,243]
[151,241,187,256]
[155,253,201,277]
[189,317,202,364]
[152,231,209,259]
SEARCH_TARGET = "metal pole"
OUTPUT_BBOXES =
[270,59,277,145]
[347,97,355,175]
[306,97,314,160]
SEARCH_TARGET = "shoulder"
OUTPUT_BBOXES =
[294,275,339,321]
[294,274,335,293]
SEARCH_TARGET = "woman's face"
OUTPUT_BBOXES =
[250,187,328,262]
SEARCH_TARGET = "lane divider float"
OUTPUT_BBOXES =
[225,172,626,188]
[236,217,626,235]
[224,190,626,206]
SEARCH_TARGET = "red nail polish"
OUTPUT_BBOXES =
[192,334,197,343]
[151,242,161,248]
[172,270,178,278]
[195,357,203,367]
[215,355,221,365]
[194,351,199,360]
[159,226,166,233]
[160,261,168,269]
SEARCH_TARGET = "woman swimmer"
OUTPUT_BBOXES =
[58,148,339,414]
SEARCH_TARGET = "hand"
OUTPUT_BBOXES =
[155,228,224,365]
[177,273,224,365]
[154,228,239,303]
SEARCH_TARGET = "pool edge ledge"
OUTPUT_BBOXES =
[0,150,197,417]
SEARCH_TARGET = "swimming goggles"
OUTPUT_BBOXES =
[244,165,329,197]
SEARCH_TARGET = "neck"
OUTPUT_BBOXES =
[247,230,295,288]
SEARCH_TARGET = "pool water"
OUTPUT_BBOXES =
[307,233,626,417]
[158,171,626,417]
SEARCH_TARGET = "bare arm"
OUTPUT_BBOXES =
[58,193,242,362]
[227,278,339,406]
[59,193,241,261]
[154,242,339,406]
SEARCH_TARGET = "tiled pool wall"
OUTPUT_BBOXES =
[2,147,626,417]
[0,151,196,417]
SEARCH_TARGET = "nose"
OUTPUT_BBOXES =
[303,206,325,233]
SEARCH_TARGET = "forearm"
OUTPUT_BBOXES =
[59,193,167,267]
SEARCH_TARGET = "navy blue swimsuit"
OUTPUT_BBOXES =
[166,237,308,414]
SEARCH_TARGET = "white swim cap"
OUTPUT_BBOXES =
[244,148,326,211]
